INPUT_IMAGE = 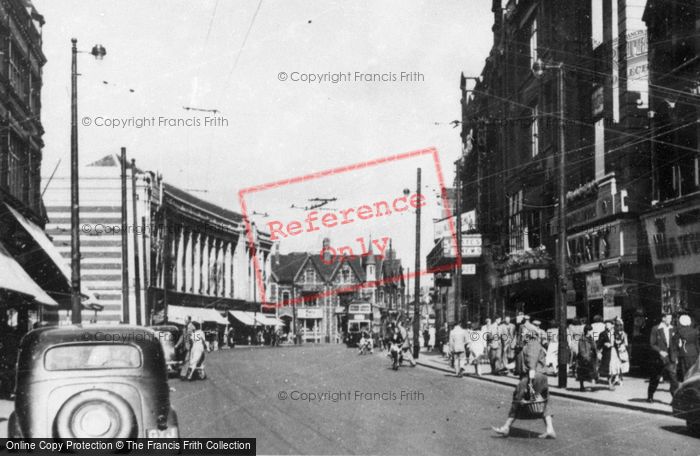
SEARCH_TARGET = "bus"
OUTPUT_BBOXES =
[345,301,372,347]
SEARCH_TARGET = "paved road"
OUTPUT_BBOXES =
[171,345,698,455]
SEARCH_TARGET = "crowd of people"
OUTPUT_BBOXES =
[434,311,699,399]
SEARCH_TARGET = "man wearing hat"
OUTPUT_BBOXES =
[647,312,679,402]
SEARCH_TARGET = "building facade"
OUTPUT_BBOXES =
[0,1,70,330]
[271,238,404,343]
[43,154,272,325]
[446,0,663,366]
[640,0,700,325]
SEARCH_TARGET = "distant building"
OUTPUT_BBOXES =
[43,154,272,325]
[271,238,404,343]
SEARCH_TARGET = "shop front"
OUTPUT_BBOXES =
[641,199,700,325]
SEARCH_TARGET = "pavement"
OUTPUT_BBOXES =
[412,350,677,416]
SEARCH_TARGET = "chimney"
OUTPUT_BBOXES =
[322,238,332,263]
[275,242,280,265]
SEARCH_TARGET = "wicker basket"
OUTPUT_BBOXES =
[513,398,548,419]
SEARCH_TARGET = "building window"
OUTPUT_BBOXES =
[281,291,291,303]
[508,190,524,252]
[304,267,317,283]
[594,118,605,179]
[342,267,351,283]
[591,0,603,49]
[531,105,539,157]
[530,18,538,63]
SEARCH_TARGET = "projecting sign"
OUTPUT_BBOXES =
[461,264,476,275]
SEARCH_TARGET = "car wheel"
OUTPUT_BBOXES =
[55,390,135,439]
[8,412,22,438]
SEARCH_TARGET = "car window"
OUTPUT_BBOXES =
[44,344,142,370]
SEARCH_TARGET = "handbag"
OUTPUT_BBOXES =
[617,344,629,363]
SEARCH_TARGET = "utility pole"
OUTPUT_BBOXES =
[131,159,142,325]
[412,168,422,359]
[121,148,130,324]
[70,39,81,324]
[455,160,463,324]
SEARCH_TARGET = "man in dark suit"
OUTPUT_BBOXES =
[647,312,679,402]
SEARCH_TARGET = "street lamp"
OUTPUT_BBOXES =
[531,57,568,388]
[71,38,106,324]
[404,167,422,359]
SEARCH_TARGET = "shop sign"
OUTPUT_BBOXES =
[297,308,323,319]
[643,206,700,278]
[461,264,476,275]
[592,85,604,117]
[441,234,482,258]
[586,272,604,300]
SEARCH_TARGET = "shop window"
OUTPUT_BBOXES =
[508,190,524,252]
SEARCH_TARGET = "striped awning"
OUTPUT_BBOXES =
[228,310,257,326]
[4,203,71,287]
[0,241,57,306]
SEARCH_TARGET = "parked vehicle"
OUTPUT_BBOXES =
[672,356,700,434]
[148,325,183,377]
[7,325,179,439]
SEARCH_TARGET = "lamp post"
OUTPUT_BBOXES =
[532,57,568,388]
[71,39,106,324]
[404,167,422,359]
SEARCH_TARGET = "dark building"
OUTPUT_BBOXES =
[640,0,700,324]
[451,0,659,365]
[0,0,74,396]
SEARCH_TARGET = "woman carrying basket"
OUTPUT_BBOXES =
[493,322,556,439]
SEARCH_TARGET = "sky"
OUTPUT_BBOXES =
[34,0,493,274]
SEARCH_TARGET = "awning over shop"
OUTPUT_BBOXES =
[4,203,71,286]
[229,310,257,326]
[256,314,284,327]
[167,305,229,325]
[0,241,57,306]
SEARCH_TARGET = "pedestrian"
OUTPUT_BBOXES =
[673,314,699,382]
[468,322,486,376]
[175,316,195,379]
[647,312,679,403]
[449,319,469,377]
[493,322,556,439]
[597,320,621,390]
[545,319,559,376]
[423,327,430,351]
[568,318,584,376]
[185,322,207,381]
[488,317,505,375]
[514,314,531,377]
[397,319,416,367]
[428,325,436,352]
[614,319,629,383]
[591,314,605,343]
[576,324,599,391]
[501,316,516,368]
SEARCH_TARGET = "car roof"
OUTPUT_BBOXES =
[22,325,161,349]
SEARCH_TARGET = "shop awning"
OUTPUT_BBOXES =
[229,310,257,326]
[0,241,57,306]
[255,314,284,327]
[167,305,229,325]
[4,203,71,287]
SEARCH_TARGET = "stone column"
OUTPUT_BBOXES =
[175,226,185,292]
[224,242,232,298]
[184,230,193,293]
[201,236,210,295]
[193,233,201,295]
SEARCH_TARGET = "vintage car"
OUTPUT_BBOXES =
[7,325,179,439]
[147,325,183,377]
[672,356,700,434]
